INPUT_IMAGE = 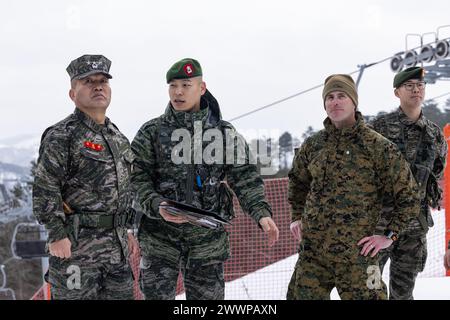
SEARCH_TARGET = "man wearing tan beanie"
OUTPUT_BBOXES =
[287,74,420,300]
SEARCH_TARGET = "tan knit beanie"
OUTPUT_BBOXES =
[322,74,358,108]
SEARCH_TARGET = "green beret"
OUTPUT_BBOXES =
[393,66,425,88]
[66,54,112,80]
[166,58,202,83]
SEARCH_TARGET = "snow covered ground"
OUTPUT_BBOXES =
[177,209,450,300]
[177,254,450,300]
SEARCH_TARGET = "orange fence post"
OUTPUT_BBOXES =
[444,124,450,277]
[45,282,51,300]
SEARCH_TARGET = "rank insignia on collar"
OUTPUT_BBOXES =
[84,141,104,151]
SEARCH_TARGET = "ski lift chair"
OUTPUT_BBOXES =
[11,223,47,259]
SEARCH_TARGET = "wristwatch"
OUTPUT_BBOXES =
[384,230,398,241]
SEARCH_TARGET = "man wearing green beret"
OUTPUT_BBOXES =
[131,58,279,299]
[33,54,138,299]
[287,74,420,300]
[370,66,447,299]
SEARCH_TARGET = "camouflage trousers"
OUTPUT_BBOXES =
[378,233,427,300]
[47,241,134,300]
[139,254,225,300]
[287,243,387,300]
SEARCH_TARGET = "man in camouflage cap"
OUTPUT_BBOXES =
[370,66,447,299]
[287,74,420,300]
[33,54,138,299]
[131,58,279,300]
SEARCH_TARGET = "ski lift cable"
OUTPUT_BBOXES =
[229,82,325,122]
[229,37,450,122]
[426,91,450,102]
[229,67,374,122]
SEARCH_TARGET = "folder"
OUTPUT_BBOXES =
[159,199,231,229]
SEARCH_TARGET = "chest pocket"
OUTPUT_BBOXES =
[307,149,328,193]
[198,165,229,217]
[77,147,111,184]
[80,147,109,162]
[158,120,178,164]
[417,132,436,167]
[343,147,377,194]
[412,132,437,195]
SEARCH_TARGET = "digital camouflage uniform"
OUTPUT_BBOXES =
[370,107,447,300]
[33,108,136,300]
[286,112,420,300]
[131,89,272,300]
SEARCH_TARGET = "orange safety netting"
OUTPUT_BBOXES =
[444,124,450,277]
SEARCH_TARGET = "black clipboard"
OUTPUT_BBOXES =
[159,199,231,229]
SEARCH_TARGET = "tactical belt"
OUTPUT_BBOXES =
[73,212,128,229]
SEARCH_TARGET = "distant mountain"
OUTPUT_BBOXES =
[0,162,30,179]
[0,134,40,167]
[0,161,31,196]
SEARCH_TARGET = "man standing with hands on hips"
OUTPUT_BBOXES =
[287,74,420,300]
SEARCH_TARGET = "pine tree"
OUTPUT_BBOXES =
[423,99,445,129]
[278,132,293,170]
[12,184,24,201]
[26,160,37,188]
[301,126,316,141]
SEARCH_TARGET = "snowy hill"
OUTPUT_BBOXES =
[0,134,40,167]
[0,162,31,185]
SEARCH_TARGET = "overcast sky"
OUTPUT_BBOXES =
[1,0,450,143]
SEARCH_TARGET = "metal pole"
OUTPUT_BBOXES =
[355,65,366,88]
[405,33,422,51]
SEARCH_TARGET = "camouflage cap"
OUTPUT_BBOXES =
[393,66,425,88]
[166,58,202,83]
[322,74,358,108]
[66,54,113,81]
